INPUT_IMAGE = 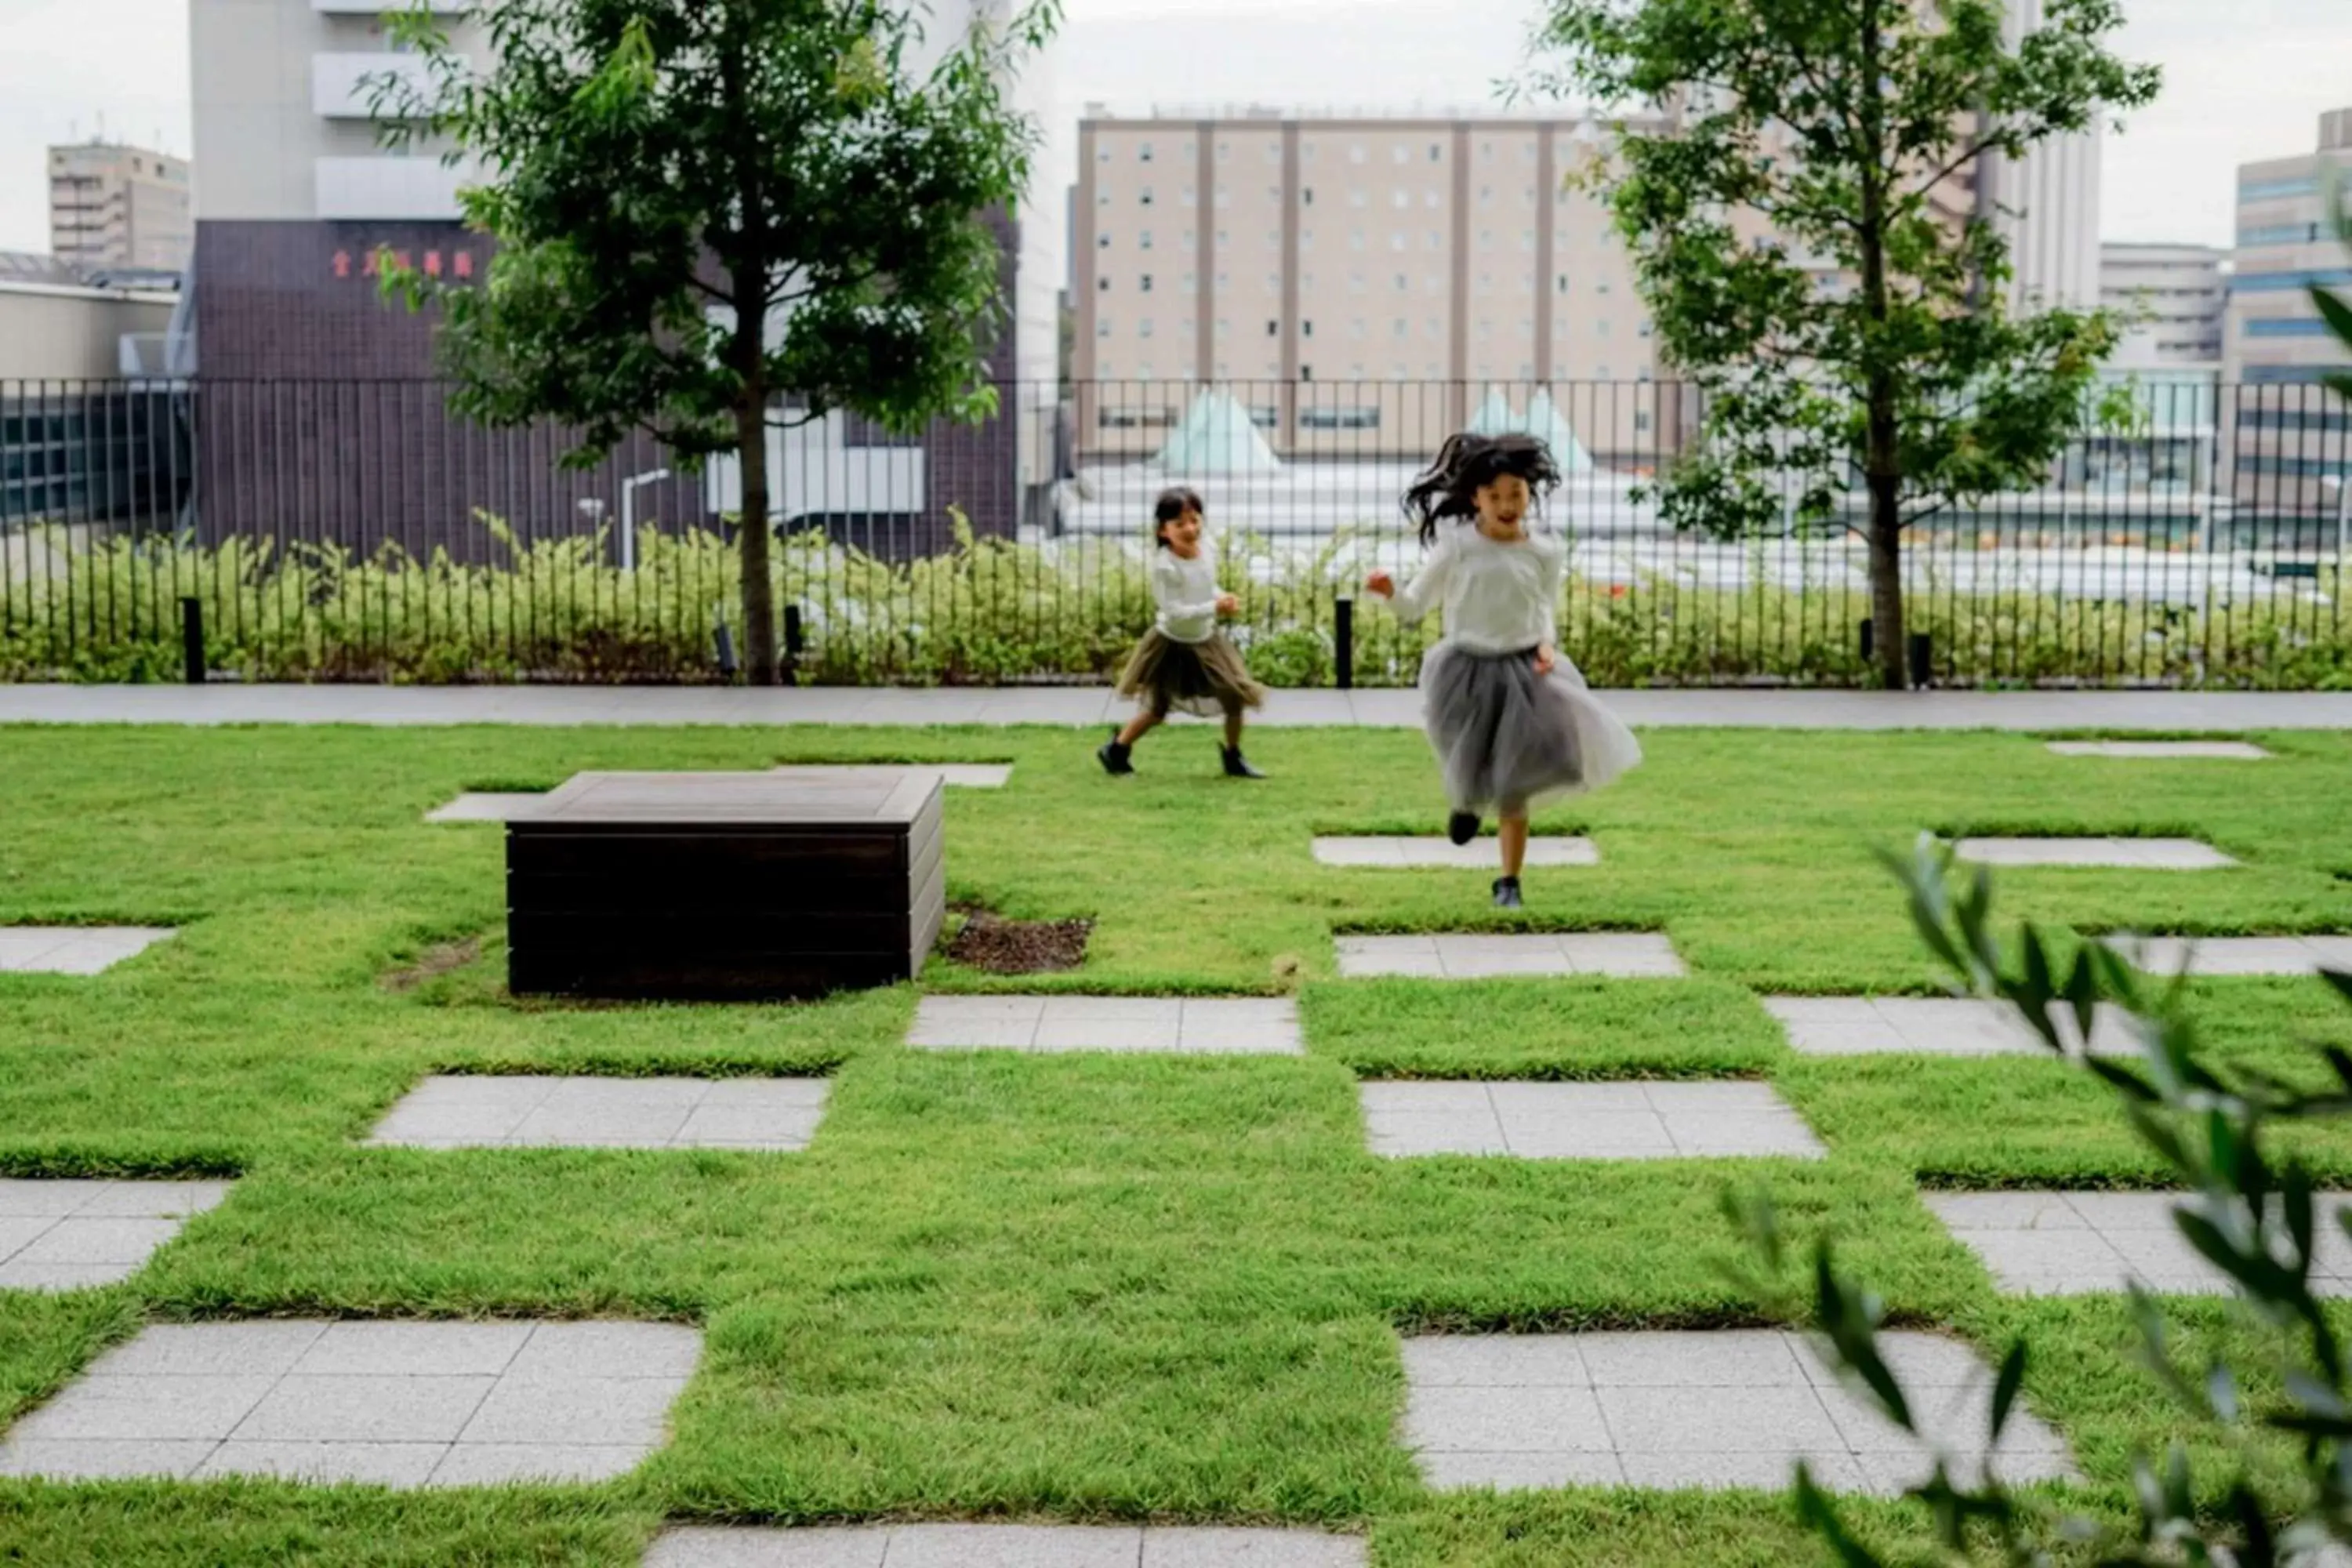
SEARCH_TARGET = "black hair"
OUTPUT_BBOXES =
[1399,431,1563,546]
[1152,486,1205,548]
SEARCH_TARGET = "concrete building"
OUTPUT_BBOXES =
[1073,107,1678,463]
[186,0,1055,554]
[2100,243,2227,368]
[2223,107,2352,524]
[1973,0,2102,314]
[47,140,193,274]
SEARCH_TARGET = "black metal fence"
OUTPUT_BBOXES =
[2,375,2347,687]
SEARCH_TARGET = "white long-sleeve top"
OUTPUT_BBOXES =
[1150,550,1225,644]
[1388,524,1563,653]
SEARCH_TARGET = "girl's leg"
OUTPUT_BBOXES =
[1497,812,1529,878]
[1118,708,1166,747]
[1222,706,1245,751]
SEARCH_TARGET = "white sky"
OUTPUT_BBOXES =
[0,0,2345,257]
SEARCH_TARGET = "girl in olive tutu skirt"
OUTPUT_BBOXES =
[1098,487,1268,779]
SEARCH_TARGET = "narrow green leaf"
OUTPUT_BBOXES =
[1989,1338,2027,1442]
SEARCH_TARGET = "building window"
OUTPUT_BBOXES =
[1266,319,1279,336]
[1098,192,1111,206]
[1098,234,1111,249]
[1557,274,1569,293]
[1141,274,1153,292]
[1596,363,1611,377]
[1394,318,1409,336]
[1140,142,1153,162]
[1395,273,1407,290]
[2239,176,2318,202]
[1141,230,1153,249]
[1303,319,1315,337]
[1218,142,1229,161]
[1349,144,1367,164]
[1478,318,1490,337]
[1393,190,1410,209]
[1392,146,1409,165]
[1140,318,1154,338]
[1479,184,1490,201]
[1098,319,1112,337]
[1301,405,1380,430]
[1183,187,1196,207]
[1429,143,1441,161]
[1596,320,1610,336]
[1349,318,1366,338]
[1215,191,1229,209]
[1098,147,1111,162]
[1141,187,1154,205]
[1098,276,1111,292]
[1638,320,1652,338]
[1303,187,1315,205]
[1350,190,1367,207]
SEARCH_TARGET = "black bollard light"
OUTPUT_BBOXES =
[1334,596,1354,691]
[714,621,738,679]
[180,597,205,685]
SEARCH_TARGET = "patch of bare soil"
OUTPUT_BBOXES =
[383,935,484,993]
[945,903,1092,975]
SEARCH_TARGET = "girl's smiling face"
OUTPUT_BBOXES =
[1160,507,1204,557]
[1474,474,1531,539]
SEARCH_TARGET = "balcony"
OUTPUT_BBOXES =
[314,157,470,220]
[312,52,439,119]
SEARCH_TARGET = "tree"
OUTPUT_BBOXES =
[1730,837,2352,1563]
[1535,0,2159,688]
[376,0,1055,684]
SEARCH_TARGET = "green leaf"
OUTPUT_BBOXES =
[2310,284,2352,356]
[1793,1464,1885,1568]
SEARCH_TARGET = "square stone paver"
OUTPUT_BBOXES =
[2103,935,2352,978]
[1764,996,2133,1058]
[1951,837,2236,870]
[906,996,1302,1055]
[645,1525,1366,1568]
[0,1180,231,1291]
[425,793,550,823]
[0,927,176,976]
[1334,933,1685,979]
[0,1319,699,1486]
[1402,1329,2071,1494]
[2045,741,2269,760]
[1361,1080,1825,1160]
[1312,837,1599,869]
[367,1076,831,1149]
[1927,1190,2352,1297]
[771,763,1010,789]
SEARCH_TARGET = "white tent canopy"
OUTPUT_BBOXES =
[1155,389,1282,474]
[1457,387,1596,474]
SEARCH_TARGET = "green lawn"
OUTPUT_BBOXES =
[2,720,2350,1565]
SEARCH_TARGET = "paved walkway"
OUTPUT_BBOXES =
[4,684,2352,729]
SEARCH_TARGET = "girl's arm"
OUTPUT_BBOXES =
[1152,555,1222,622]
[1533,533,1564,673]
[1385,532,1457,623]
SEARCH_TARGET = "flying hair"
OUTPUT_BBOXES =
[1399,431,1563,546]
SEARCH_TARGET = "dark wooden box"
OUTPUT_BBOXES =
[506,769,946,1000]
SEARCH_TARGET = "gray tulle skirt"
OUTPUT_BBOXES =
[1419,642,1642,813]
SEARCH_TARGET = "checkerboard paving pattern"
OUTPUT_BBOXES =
[366,1076,831,1150]
[0,1320,700,1486]
[1360,1080,1826,1160]
[906,996,1303,1055]
[1928,1191,2352,1297]
[1402,1329,2074,1494]
[645,1525,1366,1568]
[1334,933,1686,979]
[0,927,175,975]
[1311,837,1599,869]
[0,1181,230,1292]
[1765,996,2135,1058]
[2104,935,2352,978]
[1951,837,2236,870]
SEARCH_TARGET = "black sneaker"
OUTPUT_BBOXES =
[1446,810,1479,846]
[1491,876,1523,909]
[1097,731,1134,775]
[1220,745,1265,779]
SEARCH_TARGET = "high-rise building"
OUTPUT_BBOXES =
[187,0,1054,548]
[2100,243,2227,368]
[1976,0,2102,313]
[47,140,192,274]
[2223,107,2352,521]
[1073,107,1676,462]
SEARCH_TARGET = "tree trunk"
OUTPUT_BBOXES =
[1864,414,1905,691]
[736,391,779,686]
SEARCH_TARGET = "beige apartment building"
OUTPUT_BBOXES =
[48,140,193,273]
[2223,107,2352,517]
[1073,108,1678,463]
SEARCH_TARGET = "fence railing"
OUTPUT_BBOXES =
[2,375,2347,688]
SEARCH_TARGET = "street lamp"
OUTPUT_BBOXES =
[619,467,672,572]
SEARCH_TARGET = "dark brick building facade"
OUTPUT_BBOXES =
[191,212,1025,562]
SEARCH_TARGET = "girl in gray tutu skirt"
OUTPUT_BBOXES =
[1365,431,1641,908]
[1098,487,1269,779]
